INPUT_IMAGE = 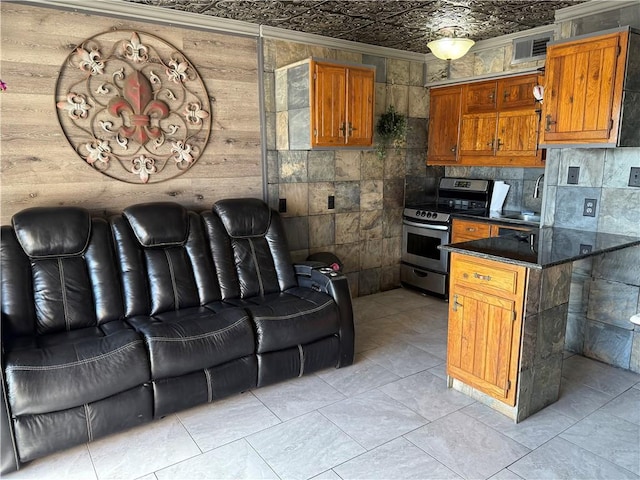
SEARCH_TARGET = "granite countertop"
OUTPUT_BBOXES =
[441,227,640,269]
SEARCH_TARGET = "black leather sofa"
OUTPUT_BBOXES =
[0,198,354,474]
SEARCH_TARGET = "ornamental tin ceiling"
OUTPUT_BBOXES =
[123,0,587,54]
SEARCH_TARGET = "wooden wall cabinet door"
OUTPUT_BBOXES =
[464,81,497,113]
[427,85,462,164]
[313,63,347,146]
[498,75,539,110]
[345,67,375,146]
[541,29,628,145]
[495,110,540,158]
[459,112,498,157]
[447,253,526,406]
[312,61,374,147]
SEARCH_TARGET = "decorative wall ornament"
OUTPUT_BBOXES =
[56,30,211,183]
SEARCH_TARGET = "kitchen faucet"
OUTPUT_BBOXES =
[533,173,544,198]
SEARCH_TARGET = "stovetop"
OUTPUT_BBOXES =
[403,203,488,223]
[404,177,493,224]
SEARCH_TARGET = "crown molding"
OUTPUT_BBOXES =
[554,0,640,22]
[17,0,261,36]
[17,0,427,62]
[259,25,426,62]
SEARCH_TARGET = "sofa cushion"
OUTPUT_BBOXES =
[127,307,255,379]
[11,207,91,258]
[242,290,340,354]
[123,202,189,247]
[5,327,150,416]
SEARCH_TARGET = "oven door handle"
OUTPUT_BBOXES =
[403,220,449,231]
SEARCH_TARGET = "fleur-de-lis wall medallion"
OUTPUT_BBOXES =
[55,30,211,184]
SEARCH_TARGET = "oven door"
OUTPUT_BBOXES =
[402,219,449,273]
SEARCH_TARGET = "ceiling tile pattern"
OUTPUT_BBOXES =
[124,0,587,54]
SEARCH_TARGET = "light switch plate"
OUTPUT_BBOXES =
[629,167,640,187]
[568,166,580,185]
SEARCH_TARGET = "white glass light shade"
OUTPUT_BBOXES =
[427,37,475,60]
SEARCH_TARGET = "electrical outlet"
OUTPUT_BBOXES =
[583,198,597,217]
[579,243,593,254]
[567,166,580,185]
[629,167,640,187]
[328,195,335,210]
[278,198,287,213]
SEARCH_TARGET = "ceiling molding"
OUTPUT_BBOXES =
[17,0,261,36]
[554,0,640,22]
[18,0,426,62]
[467,24,560,54]
[259,26,426,62]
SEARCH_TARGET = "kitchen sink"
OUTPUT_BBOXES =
[502,213,541,223]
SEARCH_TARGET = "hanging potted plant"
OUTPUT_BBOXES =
[375,105,407,158]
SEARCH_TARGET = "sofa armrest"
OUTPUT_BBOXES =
[1,353,20,474]
[294,262,354,367]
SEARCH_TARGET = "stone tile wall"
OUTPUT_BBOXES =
[263,39,430,297]
[545,147,640,372]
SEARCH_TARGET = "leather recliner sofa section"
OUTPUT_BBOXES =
[0,198,355,474]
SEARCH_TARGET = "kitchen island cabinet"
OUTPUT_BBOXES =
[441,228,640,422]
[448,254,526,407]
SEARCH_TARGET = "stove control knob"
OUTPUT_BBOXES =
[420,211,426,217]
[426,212,432,218]
[432,213,438,219]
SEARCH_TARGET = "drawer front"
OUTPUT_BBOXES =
[452,219,491,243]
[452,257,518,295]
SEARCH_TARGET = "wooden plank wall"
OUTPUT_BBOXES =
[0,3,263,225]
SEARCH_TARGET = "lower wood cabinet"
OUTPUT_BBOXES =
[447,253,527,406]
[451,218,532,244]
[451,218,492,243]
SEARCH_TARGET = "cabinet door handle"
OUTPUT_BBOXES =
[488,90,495,101]
[503,90,509,101]
[496,139,504,150]
[473,272,492,281]
[466,227,476,232]
[339,122,347,134]
[348,122,356,134]
[545,115,557,132]
[452,294,463,312]
[450,145,457,153]
[486,139,495,148]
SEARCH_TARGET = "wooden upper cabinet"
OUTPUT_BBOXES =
[313,63,347,146]
[464,81,498,113]
[498,75,539,110]
[312,61,374,147]
[428,73,543,167]
[345,66,375,146]
[459,112,497,157]
[427,85,462,164]
[541,29,633,146]
[496,110,540,158]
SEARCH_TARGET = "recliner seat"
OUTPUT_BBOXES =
[0,199,355,474]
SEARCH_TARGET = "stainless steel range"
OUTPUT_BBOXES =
[401,177,492,297]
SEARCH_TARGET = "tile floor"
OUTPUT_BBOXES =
[5,288,640,480]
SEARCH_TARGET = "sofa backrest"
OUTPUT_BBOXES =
[203,198,297,300]
[110,202,222,317]
[1,207,124,340]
